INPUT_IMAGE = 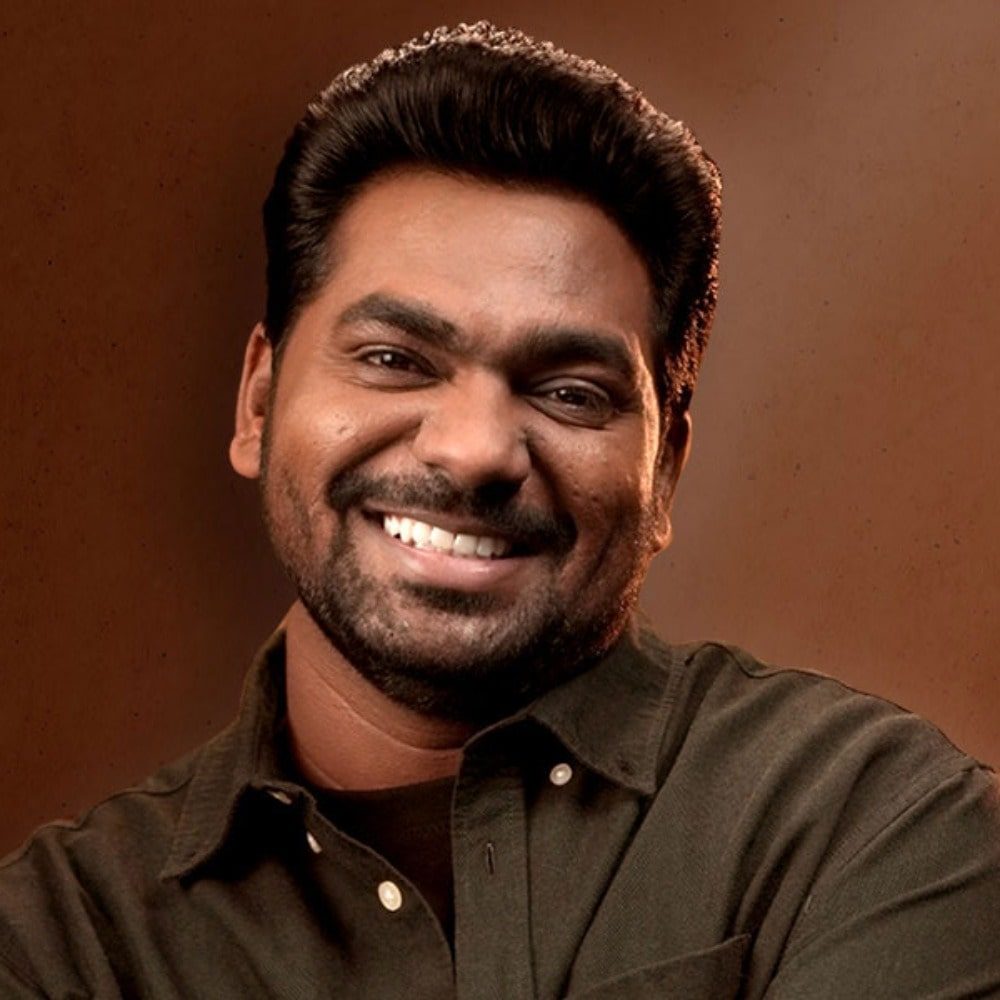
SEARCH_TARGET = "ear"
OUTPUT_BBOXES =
[649,409,693,553]
[228,322,274,480]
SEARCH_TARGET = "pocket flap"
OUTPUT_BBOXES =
[564,934,750,999]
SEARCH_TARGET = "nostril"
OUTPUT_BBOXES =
[473,480,524,507]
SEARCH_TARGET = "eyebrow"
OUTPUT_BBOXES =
[336,291,641,384]
[336,293,460,351]
[516,326,640,386]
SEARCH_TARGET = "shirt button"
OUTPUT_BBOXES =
[549,762,573,786]
[305,831,322,855]
[377,880,403,912]
[267,789,293,805]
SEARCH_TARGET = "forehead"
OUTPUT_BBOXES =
[320,169,658,369]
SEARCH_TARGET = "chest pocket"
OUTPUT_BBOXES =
[563,934,750,999]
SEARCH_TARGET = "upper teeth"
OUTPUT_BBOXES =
[382,515,511,558]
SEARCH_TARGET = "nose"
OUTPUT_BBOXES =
[410,373,531,490]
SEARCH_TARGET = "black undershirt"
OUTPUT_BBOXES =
[314,777,456,944]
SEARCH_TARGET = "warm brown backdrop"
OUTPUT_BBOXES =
[2,1,998,856]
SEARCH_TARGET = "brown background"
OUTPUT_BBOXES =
[1,1,998,856]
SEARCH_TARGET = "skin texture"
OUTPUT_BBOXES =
[230,169,690,787]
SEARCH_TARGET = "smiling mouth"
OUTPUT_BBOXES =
[376,512,513,559]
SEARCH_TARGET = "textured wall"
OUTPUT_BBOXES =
[1,0,997,855]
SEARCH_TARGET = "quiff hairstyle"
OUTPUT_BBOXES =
[262,21,722,415]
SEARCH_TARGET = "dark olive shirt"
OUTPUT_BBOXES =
[314,777,455,941]
[2,625,999,998]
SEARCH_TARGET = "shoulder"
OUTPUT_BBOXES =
[640,634,997,883]
[652,635,980,784]
[0,743,199,877]
[0,741,203,989]
[632,636,1000,993]
[654,636,999,895]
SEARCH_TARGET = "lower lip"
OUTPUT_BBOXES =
[367,518,534,592]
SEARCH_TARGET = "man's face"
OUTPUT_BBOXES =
[231,169,688,722]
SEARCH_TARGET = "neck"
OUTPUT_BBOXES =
[282,601,472,790]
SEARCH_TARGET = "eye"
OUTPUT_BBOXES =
[532,379,616,426]
[354,346,435,386]
[361,348,424,372]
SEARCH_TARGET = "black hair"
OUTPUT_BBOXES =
[262,21,721,415]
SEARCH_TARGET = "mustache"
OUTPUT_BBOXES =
[326,470,576,554]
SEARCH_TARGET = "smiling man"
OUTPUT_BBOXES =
[2,22,999,1000]
[236,168,680,738]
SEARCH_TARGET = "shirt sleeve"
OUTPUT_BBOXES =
[763,764,1000,999]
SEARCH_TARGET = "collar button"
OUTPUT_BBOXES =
[549,762,573,786]
[378,880,403,912]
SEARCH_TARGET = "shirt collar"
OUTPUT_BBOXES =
[159,627,294,880]
[526,620,684,796]
[160,619,683,880]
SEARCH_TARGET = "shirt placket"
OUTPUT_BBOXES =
[260,785,456,999]
[452,747,536,1000]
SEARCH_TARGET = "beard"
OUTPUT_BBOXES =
[260,456,651,725]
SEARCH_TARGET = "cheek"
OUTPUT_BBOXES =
[260,407,354,544]
[281,380,423,463]
[563,457,651,544]
[271,389,406,487]
[529,417,655,522]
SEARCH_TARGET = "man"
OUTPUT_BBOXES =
[1,21,998,999]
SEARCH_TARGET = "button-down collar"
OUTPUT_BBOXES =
[159,620,681,881]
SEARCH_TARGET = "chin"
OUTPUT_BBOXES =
[300,580,630,725]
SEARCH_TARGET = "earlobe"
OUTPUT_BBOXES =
[650,410,693,553]
[228,323,275,480]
